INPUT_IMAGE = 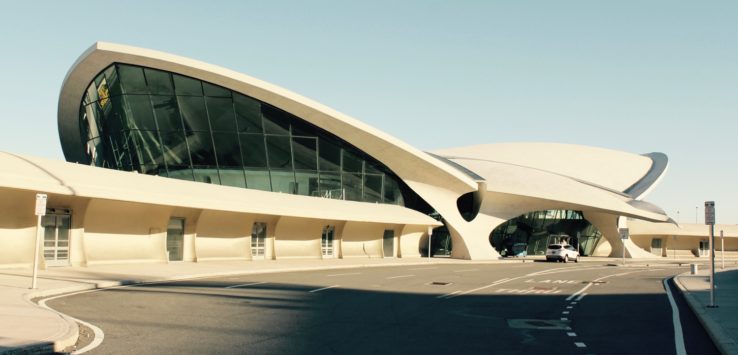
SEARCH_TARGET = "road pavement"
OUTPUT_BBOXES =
[46,262,718,354]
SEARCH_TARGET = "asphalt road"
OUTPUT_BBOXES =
[47,262,719,354]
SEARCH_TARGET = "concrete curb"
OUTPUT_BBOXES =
[673,273,738,355]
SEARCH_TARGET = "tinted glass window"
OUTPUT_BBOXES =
[80,63,407,206]
[173,74,203,96]
[118,65,148,94]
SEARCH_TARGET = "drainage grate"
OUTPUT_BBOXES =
[428,281,452,286]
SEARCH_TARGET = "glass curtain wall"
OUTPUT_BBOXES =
[79,64,404,205]
[489,210,603,257]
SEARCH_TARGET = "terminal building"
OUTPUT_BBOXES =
[0,42,734,269]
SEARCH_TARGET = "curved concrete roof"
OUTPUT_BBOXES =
[433,142,668,197]
[58,42,478,196]
[0,152,440,226]
[449,156,669,221]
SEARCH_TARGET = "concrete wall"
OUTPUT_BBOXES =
[273,217,323,259]
[196,210,252,261]
[83,200,171,265]
[341,222,384,258]
[0,189,38,268]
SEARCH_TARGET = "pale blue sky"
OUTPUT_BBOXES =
[0,1,735,223]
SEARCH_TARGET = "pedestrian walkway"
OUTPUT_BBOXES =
[1,257,736,354]
[675,266,738,355]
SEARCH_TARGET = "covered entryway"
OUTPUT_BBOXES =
[322,225,335,258]
[167,218,185,261]
[251,222,267,259]
[42,209,71,267]
[383,229,394,258]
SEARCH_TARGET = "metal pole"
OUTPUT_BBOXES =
[427,228,432,259]
[622,238,626,266]
[721,230,725,270]
[31,215,42,289]
[709,224,716,307]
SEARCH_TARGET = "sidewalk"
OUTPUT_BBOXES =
[675,266,738,355]
[1,257,735,354]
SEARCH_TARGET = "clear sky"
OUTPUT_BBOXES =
[0,1,735,224]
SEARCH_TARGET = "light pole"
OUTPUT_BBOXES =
[695,206,698,223]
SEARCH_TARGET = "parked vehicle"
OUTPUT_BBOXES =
[546,243,579,263]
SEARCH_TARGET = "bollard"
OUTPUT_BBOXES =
[690,264,699,275]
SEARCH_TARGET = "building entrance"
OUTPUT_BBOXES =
[167,218,185,261]
[42,209,71,267]
[383,230,394,257]
[322,226,335,258]
[251,222,267,259]
[651,238,663,257]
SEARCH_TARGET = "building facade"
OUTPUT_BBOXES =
[0,42,730,269]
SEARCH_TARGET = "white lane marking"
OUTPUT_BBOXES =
[225,281,266,289]
[326,272,361,277]
[566,283,594,301]
[575,342,587,348]
[444,278,511,299]
[571,302,578,305]
[309,285,340,293]
[567,332,577,337]
[575,293,587,302]
[454,269,479,273]
[562,311,570,315]
[436,290,461,299]
[408,267,437,271]
[664,278,688,355]
[565,268,653,301]
[561,317,568,321]
[386,274,414,279]
[39,290,105,354]
[566,306,573,309]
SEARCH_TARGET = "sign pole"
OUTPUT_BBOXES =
[31,194,47,289]
[619,228,629,266]
[427,227,433,260]
[705,201,717,308]
[721,230,725,270]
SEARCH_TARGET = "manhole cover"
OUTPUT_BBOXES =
[508,319,570,330]
[428,281,452,286]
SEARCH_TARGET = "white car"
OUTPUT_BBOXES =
[546,244,579,263]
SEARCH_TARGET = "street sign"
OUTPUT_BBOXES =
[34,194,47,216]
[705,201,715,225]
[619,228,629,240]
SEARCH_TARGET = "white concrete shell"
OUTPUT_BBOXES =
[53,42,677,262]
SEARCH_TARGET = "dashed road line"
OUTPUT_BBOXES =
[326,272,361,277]
[575,342,587,348]
[309,285,339,293]
[575,293,587,302]
[225,281,267,289]
[561,317,568,321]
[562,311,570,315]
[567,332,577,337]
[386,274,414,279]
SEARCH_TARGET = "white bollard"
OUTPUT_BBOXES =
[690,263,699,275]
